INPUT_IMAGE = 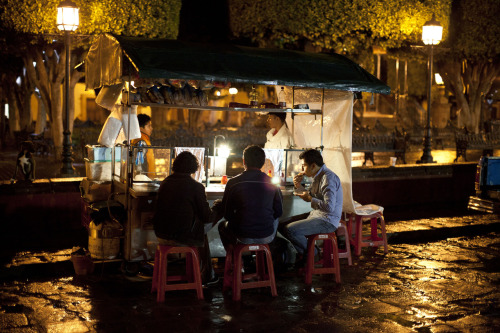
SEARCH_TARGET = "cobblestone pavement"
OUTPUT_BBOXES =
[1,211,499,332]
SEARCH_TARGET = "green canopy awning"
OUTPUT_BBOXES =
[86,33,390,94]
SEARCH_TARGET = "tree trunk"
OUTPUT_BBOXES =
[438,59,500,133]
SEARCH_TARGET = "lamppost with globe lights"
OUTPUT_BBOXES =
[57,0,79,175]
[418,14,443,164]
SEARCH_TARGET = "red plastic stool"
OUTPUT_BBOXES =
[336,222,352,265]
[304,233,341,284]
[151,245,204,302]
[223,243,277,301]
[346,212,388,256]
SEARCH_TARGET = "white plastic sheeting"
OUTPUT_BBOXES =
[286,88,356,214]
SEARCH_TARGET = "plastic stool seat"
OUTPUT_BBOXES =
[304,233,341,284]
[346,212,388,256]
[223,243,277,301]
[151,245,204,302]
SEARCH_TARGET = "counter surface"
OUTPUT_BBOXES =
[115,181,311,259]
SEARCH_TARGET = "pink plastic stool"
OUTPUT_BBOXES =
[151,245,204,302]
[223,243,278,301]
[304,233,341,285]
[346,212,388,256]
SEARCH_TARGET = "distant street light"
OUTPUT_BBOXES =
[57,0,79,175]
[418,14,442,164]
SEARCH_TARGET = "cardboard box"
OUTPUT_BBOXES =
[80,178,112,202]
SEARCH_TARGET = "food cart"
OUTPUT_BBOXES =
[83,33,390,268]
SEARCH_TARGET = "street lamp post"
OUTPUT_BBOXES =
[418,14,442,164]
[57,0,79,175]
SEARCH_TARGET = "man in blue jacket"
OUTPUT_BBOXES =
[284,149,343,268]
[217,145,283,249]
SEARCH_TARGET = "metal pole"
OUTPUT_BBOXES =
[395,58,399,116]
[60,30,75,175]
[419,45,434,163]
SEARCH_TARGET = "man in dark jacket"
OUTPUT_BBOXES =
[217,145,283,249]
[153,151,217,285]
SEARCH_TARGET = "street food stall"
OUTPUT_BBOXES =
[82,33,390,267]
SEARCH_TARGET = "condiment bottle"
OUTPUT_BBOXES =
[278,87,286,108]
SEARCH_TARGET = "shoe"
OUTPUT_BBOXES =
[294,255,306,269]
[203,275,220,287]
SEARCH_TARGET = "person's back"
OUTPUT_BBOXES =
[223,169,282,239]
[217,145,283,248]
[154,172,209,246]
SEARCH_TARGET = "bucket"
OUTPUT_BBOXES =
[71,254,95,275]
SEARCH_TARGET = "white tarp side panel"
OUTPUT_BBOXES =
[175,147,205,183]
[289,89,356,214]
[85,34,124,90]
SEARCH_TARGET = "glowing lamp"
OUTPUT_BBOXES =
[422,14,442,46]
[217,144,231,158]
[57,0,79,31]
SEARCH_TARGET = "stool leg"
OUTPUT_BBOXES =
[380,216,388,254]
[342,226,353,266]
[157,252,167,302]
[190,250,204,300]
[233,250,243,301]
[370,217,378,241]
[263,246,278,297]
[305,237,316,285]
[151,249,159,293]
[223,249,233,293]
[355,215,363,256]
[331,235,341,283]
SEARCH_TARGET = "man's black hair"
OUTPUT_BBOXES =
[243,145,266,169]
[299,149,324,167]
[137,114,151,128]
[172,151,199,174]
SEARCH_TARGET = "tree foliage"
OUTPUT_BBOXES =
[229,0,450,58]
[0,0,181,149]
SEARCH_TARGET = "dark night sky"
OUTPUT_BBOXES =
[177,0,231,43]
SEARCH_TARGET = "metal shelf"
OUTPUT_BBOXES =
[129,102,321,114]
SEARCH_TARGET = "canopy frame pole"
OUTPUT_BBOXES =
[291,86,295,142]
[320,88,325,150]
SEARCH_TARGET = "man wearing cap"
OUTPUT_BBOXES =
[264,112,294,149]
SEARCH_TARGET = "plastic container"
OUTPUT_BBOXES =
[71,254,95,275]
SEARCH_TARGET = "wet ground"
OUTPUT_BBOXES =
[1,210,499,332]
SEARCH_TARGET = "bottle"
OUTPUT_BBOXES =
[268,170,272,177]
[278,87,286,108]
[249,86,259,108]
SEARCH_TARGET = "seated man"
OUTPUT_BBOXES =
[153,151,217,285]
[216,145,283,250]
[283,149,343,267]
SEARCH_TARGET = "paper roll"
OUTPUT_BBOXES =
[98,116,122,148]
[122,105,141,140]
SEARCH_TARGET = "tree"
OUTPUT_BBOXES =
[437,0,500,133]
[228,0,450,71]
[0,0,181,150]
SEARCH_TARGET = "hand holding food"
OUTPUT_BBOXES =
[293,172,304,188]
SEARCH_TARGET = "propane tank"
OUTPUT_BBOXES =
[88,219,122,260]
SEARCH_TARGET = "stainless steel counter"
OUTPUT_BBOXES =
[114,181,311,260]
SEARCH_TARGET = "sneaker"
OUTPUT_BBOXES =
[203,275,220,287]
